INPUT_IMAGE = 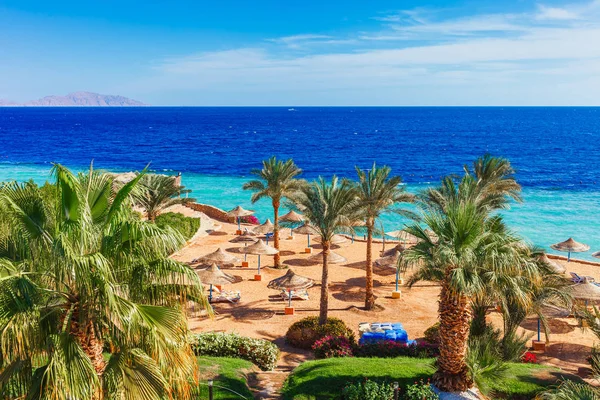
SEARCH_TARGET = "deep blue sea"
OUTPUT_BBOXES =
[0,107,599,259]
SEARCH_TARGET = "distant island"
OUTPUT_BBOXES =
[0,91,145,106]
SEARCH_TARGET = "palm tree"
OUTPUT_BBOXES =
[0,165,209,399]
[294,176,358,324]
[354,163,413,310]
[243,157,304,268]
[404,156,531,392]
[135,174,195,221]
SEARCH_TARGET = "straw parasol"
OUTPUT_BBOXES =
[279,210,304,237]
[268,269,314,308]
[570,278,600,303]
[375,250,401,268]
[386,230,418,243]
[253,219,276,243]
[227,206,255,230]
[241,239,279,275]
[308,250,347,264]
[193,248,240,266]
[315,234,347,245]
[196,264,237,302]
[551,238,590,261]
[293,223,318,248]
[539,254,566,274]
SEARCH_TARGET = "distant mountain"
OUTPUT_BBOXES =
[0,92,145,106]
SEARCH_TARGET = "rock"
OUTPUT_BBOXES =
[434,386,485,400]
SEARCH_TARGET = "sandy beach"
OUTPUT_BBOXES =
[169,205,600,377]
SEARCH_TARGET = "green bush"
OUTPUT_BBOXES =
[189,332,279,371]
[404,379,438,400]
[342,379,394,400]
[286,316,356,350]
[155,212,200,240]
[423,323,440,345]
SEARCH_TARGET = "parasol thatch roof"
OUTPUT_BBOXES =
[193,248,240,265]
[279,210,304,223]
[197,264,237,286]
[253,219,275,235]
[551,238,590,253]
[293,223,318,235]
[315,234,347,245]
[229,231,258,243]
[268,269,314,290]
[375,250,401,268]
[386,230,418,243]
[570,278,600,302]
[308,250,347,264]
[539,254,566,274]
[227,206,255,218]
[241,239,279,255]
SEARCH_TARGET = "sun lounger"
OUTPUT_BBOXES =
[570,272,595,283]
[210,290,241,303]
[280,289,309,301]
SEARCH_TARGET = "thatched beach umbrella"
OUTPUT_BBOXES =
[551,238,590,261]
[197,264,236,302]
[293,223,318,248]
[227,206,255,231]
[539,254,566,274]
[315,234,347,245]
[279,210,304,237]
[375,250,405,292]
[308,250,347,264]
[386,229,418,244]
[268,269,314,310]
[193,248,240,267]
[230,231,257,262]
[570,278,600,304]
[253,219,276,243]
[241,239,278,278]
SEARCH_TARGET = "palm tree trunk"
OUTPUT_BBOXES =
[68,308,106,375]
[365,221,375,310]
[434,273,473,392]
[273,199,281,268]
[319,241,330,325]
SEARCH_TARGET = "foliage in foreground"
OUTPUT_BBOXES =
[189,332,280,371]
[0,166,208,399]
[342,379,395,400]
[135,173,195,221]
[155,212,201,240]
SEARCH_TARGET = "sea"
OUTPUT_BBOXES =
[0,106,599,260]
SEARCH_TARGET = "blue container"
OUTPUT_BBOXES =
[391,323,404,330]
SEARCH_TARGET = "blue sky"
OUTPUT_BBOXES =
[1,0,599,105]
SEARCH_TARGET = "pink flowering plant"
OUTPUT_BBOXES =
[240,215,260,224]
[312,335,354,359]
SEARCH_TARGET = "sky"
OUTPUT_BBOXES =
[1,0,600,105]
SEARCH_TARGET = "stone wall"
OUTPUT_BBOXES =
[185,203,235,223]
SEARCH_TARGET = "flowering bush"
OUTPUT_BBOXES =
[240,215,259,224]
[354,340,439,359]
[189,332,279,371]
[521,351,537,364]
[286,316,355,349]
[404,379,439,400]
[342,379,394,400]
[312,335,354,359]
[423,323,440,346]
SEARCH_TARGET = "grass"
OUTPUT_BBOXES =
[282,357,575,400]
[196,356,255,400]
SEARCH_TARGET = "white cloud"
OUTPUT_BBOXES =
[535,5,580,20]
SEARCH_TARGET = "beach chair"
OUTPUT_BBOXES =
[570,272,595,283]
[210,290,241,304]
[280,289,309,301]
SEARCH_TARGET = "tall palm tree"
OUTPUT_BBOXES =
[0,165,209,400]
[294,176,358,324]
[243,157,304,268]
[404,155,530,392]
[135,174,195,221]
[354,163,413,310]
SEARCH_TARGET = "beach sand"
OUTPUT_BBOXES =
[170,207,599,376]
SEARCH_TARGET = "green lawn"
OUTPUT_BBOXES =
[195,356,255,400]
[282,357,574,400]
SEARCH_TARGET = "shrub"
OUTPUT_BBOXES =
[312,335,354,359]
[423,323,440,346]
[189,332,279,371]
[155,212,201,240]
[354,340,439,359]
[521,352,537,364]
[501,330,531,362]
[286,316,355,350]
[404,379,438,400]
[342,379,394,400]
[240,215,259,224]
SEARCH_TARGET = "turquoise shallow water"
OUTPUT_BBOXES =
[1,163,599,261]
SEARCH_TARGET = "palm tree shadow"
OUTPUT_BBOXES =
[280,250,296,256]
[285,258,317,267]
[344,276,385,287]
